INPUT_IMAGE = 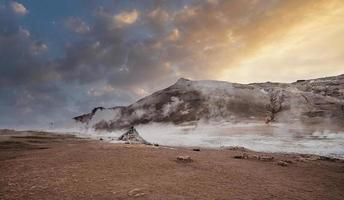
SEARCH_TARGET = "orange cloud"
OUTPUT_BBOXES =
[160,0,344,82]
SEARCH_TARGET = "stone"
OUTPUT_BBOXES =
[296,155,320,162]
[277,161,288,167]
[233,153,249,159]
[234,155,243,159]
[226,146,247,151]
[128,188,146,197]
[319,156,340,162]
[258,155,274,161]
[252,155,260,160]
[176,156,193,163]
[295,157,308,162]
[282,159,293,164]
[193,148,200,151]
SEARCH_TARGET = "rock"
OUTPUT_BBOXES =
[282,159,293,164]
[226,146,247,151]
[118,127,151,145]
[296,155,320,162]
[99,138,103,141]
[295,157,308,162]
[234,155,243,159]
[319,156,340,162]
[134,193,146,197]
[128,188,146,197]
[258,155,274,161]
[153,143,159,147]
[234,153,249,159]
[193,148,200,151]
[252,155,260,160]
[277,161,289,167]
[176,156,193,163]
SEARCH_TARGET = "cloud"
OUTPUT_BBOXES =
[0,3,64,127]
[113,9,139,27]
[1,0,344,127]
[10,1,28,15]
[166,28,180,41]
[65,17,90,34]
[147,7,170,22]
[38,0,344,101]
[222,3,344,83]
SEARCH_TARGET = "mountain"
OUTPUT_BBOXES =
[73,75,344,131]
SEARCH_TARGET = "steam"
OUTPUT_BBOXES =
[5,79,343,159]
[162,97,184,117]
[41,120,344,159]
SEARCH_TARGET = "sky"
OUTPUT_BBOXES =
[0,0,343,128]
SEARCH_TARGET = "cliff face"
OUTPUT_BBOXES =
[74,75,344,130]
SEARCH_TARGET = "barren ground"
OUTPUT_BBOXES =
[0,129,343,200]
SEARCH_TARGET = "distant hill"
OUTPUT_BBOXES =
[74,74,344,130]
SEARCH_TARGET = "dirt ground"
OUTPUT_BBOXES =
[0,129,343,200]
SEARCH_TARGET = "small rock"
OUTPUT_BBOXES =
[128,188,146,197]
[226,146,247,151]
[233,153,249,159]
[259,155,274,161]
[243,153,249,159]
[176,156,193,163]
[319,156,340,162]
[134,193,146,197]
[277,161,288,167]
[282,159,293,164]
[153,143,159,147]
[234,155,243,159]
[295,155,319,162]
[252,155,260,160]
[99,138,103,141]
[296,157,308,162]
[193,148,200,151]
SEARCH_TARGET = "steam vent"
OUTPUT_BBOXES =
[118,127,151,145]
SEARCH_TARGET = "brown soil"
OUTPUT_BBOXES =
[0,129,343,200]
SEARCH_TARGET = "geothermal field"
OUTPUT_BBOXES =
[1,0,344,199]
[1,75,344,199]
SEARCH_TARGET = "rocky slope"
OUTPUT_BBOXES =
[74,75,344,130]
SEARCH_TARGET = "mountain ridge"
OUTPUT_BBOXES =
[74,74,344,130]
